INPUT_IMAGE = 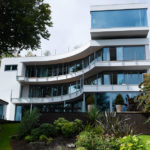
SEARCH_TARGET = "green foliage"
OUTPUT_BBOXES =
[114,94,124,105]
[54,117,69,132]
[76,147,87,150]
[137,74,150,122]
[31,128,41,141]
[24,135,33,142]
[61,122,75,138]
[119,135,145,150]
[18,109,40,138]
[39,123,57,137]
[73,119,83,134]
[88,106,101,125]
[0,123,19,150]
[39,135,53,144]
[97,112,135,137]
[0,0,52,55]
[76,130,120,150]
[31,123,57,140]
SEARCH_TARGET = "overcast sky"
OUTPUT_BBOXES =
[22,0,150,56]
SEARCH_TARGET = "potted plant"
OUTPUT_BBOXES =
[114,94,124,112]
[87,93,94,112]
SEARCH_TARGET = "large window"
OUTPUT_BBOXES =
[91,9,147,29]
[25,46,145,78]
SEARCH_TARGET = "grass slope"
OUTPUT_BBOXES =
[0,123,19,150]
[139,135,150,150]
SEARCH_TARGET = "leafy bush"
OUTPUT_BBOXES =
[114,94,124,105]
[76,147,87,150]
[24,135,33,142]
[18,109,40,138]
[39,123,57,137]
[73,119,83,134]
[119,135,145,150]
[61,122,75,138]
[54,117,69,132]
[39,135,53,144]
[97,112,135,137]
[76,131,102,150]
[76,130,120,150]
[31,128,41,141]
[88,106,101,125]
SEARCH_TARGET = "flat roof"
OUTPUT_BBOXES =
[0,99,8,105]
[90,3,148,11]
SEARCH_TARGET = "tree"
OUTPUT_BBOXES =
[137,73,150,122]
[0,0,52,55]
[25,51,36,57]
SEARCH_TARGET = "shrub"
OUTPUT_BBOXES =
[39,135,53,145]
[61,122,75,138]
[54,117,69,132]
[114,94,124,105]
[76,147,87,150]
[76,131,102,150]
[119,135,145,150]
[18,109,40,138]
[76,130,120,150]
[97,112,135,137]
[39,123,57,137]
[31,128,41,141]
[39,134,48,142]
[24,135,33,142]
[73,119,83,134]
[88,106,101,125]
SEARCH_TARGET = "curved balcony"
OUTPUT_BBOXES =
[17,60,150,84]
[12,84,140,104]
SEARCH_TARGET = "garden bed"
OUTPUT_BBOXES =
[11,137,76,150]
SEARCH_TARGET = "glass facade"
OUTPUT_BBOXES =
[85,70,145,85]
[91,9,148,29]
[29,81,81,98]
[92,92,139,112]
[25,46,146,78]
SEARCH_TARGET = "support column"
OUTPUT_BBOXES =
[64,101,66,112]
[30,103,33,113]
[82,93,86,112]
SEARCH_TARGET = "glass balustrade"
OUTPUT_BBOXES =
[26,70,145,98]
[25,46,146,78]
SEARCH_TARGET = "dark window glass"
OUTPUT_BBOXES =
[110,47,116,61]
[5,65,17,71]
[96,49,103,61]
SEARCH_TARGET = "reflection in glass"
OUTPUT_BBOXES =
[91,9,147,29]
[103,74,110,85]
[103,48,110,61]
[117,47,123,61]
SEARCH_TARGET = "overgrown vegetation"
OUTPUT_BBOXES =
[18,109,40,138]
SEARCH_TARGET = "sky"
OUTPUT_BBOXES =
[21,0,150,56]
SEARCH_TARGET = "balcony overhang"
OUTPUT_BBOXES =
[91,27,149,39]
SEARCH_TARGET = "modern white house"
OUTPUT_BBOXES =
[0,3,149,121]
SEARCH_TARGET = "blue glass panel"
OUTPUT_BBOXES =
[15,106,22,121]
[117,74,124,85]
[103,48,110,61]
[116,47,123,61]
[91,9,147,29]
[104,74,110,85]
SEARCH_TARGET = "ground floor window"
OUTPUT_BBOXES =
[0,104,3,119]
[86,92,139,112]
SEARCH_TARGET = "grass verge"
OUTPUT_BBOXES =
[0,123,19,150]
[139,135,150,150]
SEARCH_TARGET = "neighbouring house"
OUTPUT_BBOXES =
[0,3,149,121]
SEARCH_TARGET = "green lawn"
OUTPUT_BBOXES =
[139,135,150,150]
[0,123,19,150]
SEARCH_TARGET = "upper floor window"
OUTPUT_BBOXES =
[5,65,17,71]
[91,9,148,29]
